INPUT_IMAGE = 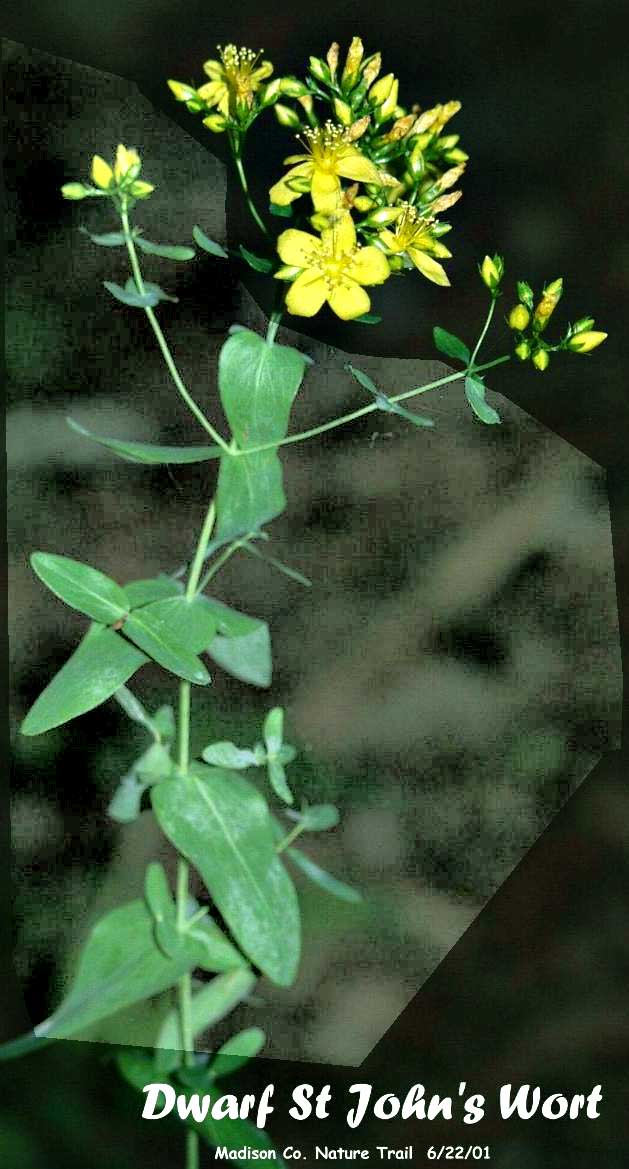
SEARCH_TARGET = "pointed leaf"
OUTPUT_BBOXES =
[192,225,229,258]
[201,742,258,769]
[239,245,274,273]
[155,968,256,1061]
[152,764,300,986]
[215,450,286,537]
[124,577,183,608]
[464,374,501,425]
[135,742,173,781]
[219,328,306,449]
[433,326,471,364]
[79,227,127,246]
[114,684,158,734]
[211,1027,266,1078]
[68,418,221,464]
[135,237,196,260]
[123,606,211,685]
[199,598,262,639]
[22,625,148,736]
[107,771,150,823]
[284,844,362,903]
[207,624,271,688]
[153,705,176,741]
[187,915,246,975]
[267,757,293,805]
[287,804,340,831]
[103,280,161,308]
[355,313,382,324]
[263,707,284,754]
[269,201,293,217]
[347,365,434,428]
[31,551,129,624]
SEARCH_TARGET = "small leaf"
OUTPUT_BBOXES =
[239,245,274,273]
[145,862,176,929]
[355,313,382,324]
[153,704,176,742]
[208,624,271,688]
[346,363,379,395]
[135,742,173,782]
[267,757,293,805]
[22,625,148,736]
[211,1027,266,1079]
[284,846,363,903]
[155,969,256,1060]
[79,227,127,246]
[433,326,471,364]
[114,684,157,733]
[68,418,222,464]
[135,238,196,261]
[31,551,129,624]
[288,804,340,832]
[464,374,501,425]
[192,225,228,258]
[103,280,160,308]
[269,202,293,217]
[125,277,178,303]
[124,578,183,608]
[200,598,262,639]
[201,742,258,769]
[152,764,300,986]
[517,280,535,311]
[107,771,149,823]
[263,707,284,755]
[347,365,434,428]
[123,608,211,686]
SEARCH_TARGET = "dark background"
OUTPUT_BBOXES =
[2,2,629,1166]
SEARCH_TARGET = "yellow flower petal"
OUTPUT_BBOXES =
[311,169,342,211]
[203,59,224,80]
[91,155,113,189]
[285,271,328,317]
[253,61,273,82]
[283,153,310,164]
[277,228,322,267]
[347,245,390,286]
[335,148,381,184]
[322,211,356,255]
[270,163,312,206]
[408,248,450,286]
[378,229,401,253]
[328,280,371,320]
[114,144,140,181]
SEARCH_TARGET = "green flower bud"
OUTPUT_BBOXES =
[203,113,228,133]
[128,180,154,199]
[261,78,282,104]
[61,182,89,200]
[567,330,607,353]
[167,79,197,103]
[279,77,309,98]
[480,254,504,292]
[333,97,353,126]
[532,348,550,371]
[569,316,595,336]
[308,56,329,84]
[274,103,302,129]
[508,304,531,331]
[515,340,531,361]
[516,280,534,311]
[364,206,402,226]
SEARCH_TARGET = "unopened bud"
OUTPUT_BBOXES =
[379,79,399,121]
[388,255,405,272]
[279,76,309,98]
[167,79,198,103]
[365,206,403,226]
[326,42,340,76]
[533,277,563,331]
[298,94,314,116]
[514,340,532,361]
[567,330,607,353]
[203,113,229,133]
[274,103,302,129]
[409,140,425,178]
[430,190,462,214]
[347,115,370,141]
[309,212,332,232]
[361,52,382,89]
[532,348,550,371]
[438,164,465,192]
[286,174,312,193]
[61,182,89,200]
[114,144,141,183]
[354,195,375,212]
[261,78,282,104]
[508,304,531,331]
[369,72,395,106]
[516,280,534,311]
[308,56,329,84]
[480,254,504,292]
[274,264,302,281]
[342,36,364,87]
[91,155,113,190]
[411,107,439,135]
[443,148,469,165]
[128,180,154,199]
[569,316,595,336]
[333,97,353,126]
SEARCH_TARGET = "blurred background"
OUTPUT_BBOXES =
[2,3,628,1164]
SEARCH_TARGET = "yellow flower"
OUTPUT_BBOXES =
[269,122,385,212]
[114,144,140,182]
[197,45,273,117]
[275,212,390,320]
[378,204,451,286]
[91,154,114,189]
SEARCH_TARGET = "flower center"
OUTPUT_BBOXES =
[219,44,263,97]
[303,122,349,172]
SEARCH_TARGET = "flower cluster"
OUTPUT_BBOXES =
[507,278,607,370]
[168,44,276,134]
[61,144,154,204]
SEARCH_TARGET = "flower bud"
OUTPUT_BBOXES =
[411,107,439,135]
[91,155,113,190]
[438,164,465,192]
[286,174,312,193]
[533,277,563,331]
[508,304,531,331]
[333,97,353,126]
[274,103,302,129]
[378,79,400,121]
[61,182,89,200]
[361,52,382,89]
[515,340,531,361]
[516,280,534,311]
[309,213,332,232]
[408,140,425,178]
[354,195,375,212]
[347,115,370,141]
[308,56,329,84]
[261,78,282,104]
[274,264,302,281]
[203,113,229,133]
[364,206,403,226]
[532,348,550,371]
[388,255,405,272]
[279,77,309,98]
[567,330,608,353]
[128,180,154,199]
[326,42,340,76]
[480,254,504,292]
[569,316,595,336]
[114,144,141,183]
[342,36,364,87]
[167,79,197,103]
[369,73,395,106]
[298,94,314,116]
[443,148,469,165]
[430,190,462,214]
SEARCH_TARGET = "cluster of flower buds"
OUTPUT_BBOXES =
[507,278,607,370]
[61,145,154,203]
[168,44,284,134]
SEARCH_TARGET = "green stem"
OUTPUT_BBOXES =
[231,133,269,238]
[186,499,217,599]
[234,354,511,456]
[120,204,230,453]
[469,296,498,371]
[276,822,306,853]
[197,537,245,594]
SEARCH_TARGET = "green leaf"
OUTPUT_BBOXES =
[433,326,471,364]
[67,418,222,464]
[192,225,228,258]
[464,374,501,425]
[284,846,363,904]
[201,742,259,769]
[288,804,340,831]
[22,625,148,736]
[131,595,218,654]
[211,1027,266,1078]
[107,770,150,823]
[219,329,306,450]
[155,969,256,1060]
[267,757,293,805]
[240,540,312,587]
[269,201,293,217]
[346,363,378,395]
[215,450,286,537]
[124,578,183,608]
[263,707,284,754]
[135,742,173,782]
[239,245,274,273]
[79,227,127,246]
[200,598,262,639]
[31,551,129,624]
[152,764,301,986]
[355,313,382,324]
[517,280,534,310]
[347,364,434,429]
[114,684,158,733]
[135,238,196,261]
[32,900,212,1042]
[187,915,246,975]
[153,705,176,741]
[123,601,212,685]
[207,624,272,688]
[103,280,160,308]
